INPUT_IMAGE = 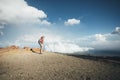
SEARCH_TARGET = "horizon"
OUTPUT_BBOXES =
[0,0,120,55]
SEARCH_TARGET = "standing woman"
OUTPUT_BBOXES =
[38,36,44,54]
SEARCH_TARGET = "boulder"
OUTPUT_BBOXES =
[7,45,19,49]
[23,47,31,51]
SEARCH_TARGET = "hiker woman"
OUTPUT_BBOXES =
[38,36,44,54]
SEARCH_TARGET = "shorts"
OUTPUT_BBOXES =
[38,41,43,48]
[40,43,43,48]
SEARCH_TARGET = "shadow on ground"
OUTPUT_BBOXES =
[30,49,41,54]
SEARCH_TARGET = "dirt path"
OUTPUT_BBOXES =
[0,49,120,80]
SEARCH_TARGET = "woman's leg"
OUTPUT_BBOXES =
[40,44,42,54]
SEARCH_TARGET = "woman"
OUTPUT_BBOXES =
[38,36,44,54]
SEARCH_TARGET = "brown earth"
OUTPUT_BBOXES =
[0,48,120,80]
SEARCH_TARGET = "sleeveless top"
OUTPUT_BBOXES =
[38,37,44,44]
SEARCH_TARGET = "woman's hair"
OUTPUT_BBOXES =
[41,36,44,38]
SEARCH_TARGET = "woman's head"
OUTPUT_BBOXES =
[41,36,44,38]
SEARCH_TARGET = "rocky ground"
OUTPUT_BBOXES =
[0,46,120,80]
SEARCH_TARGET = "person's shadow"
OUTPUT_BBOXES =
[30,48,41,54]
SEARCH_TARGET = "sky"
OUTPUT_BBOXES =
[0,0,120,55]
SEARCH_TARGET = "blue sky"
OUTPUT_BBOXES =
[26,0,120,33]
[26,0,120,37]
[0,0,120,54]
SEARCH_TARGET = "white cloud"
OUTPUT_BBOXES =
[94,34,106,42]
[41,20,51,26]
[112,27,120,35]
[10,32,93,53]
[77,33,120,51]
[0,0,51,25]
[64,18,80,26]
[45,41,93,53]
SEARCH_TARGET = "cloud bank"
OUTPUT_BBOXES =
[0,0,51,25]
[1,27,120,54]
[78,27,120,51]
[2,31,93,53]
[94,34,106,42]
[25,34,92,53]
[45,42,93,53]
[64,18,80,26]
